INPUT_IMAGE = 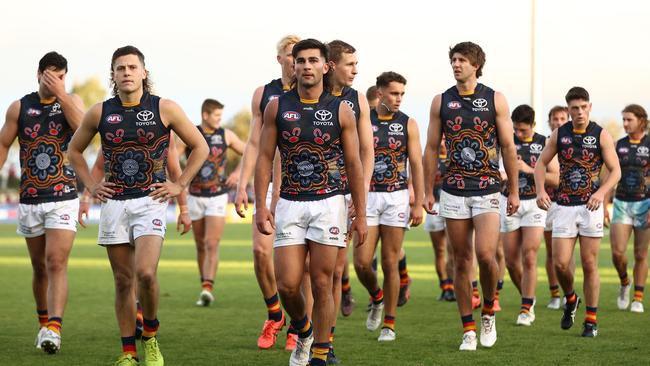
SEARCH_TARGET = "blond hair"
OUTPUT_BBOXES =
[276,35,301,55]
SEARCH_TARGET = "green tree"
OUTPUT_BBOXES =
[72,77,107,147]
[223,108,251,175]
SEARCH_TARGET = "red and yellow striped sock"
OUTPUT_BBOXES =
[550,285,561,298]
[383,315,395,331]
[472,281,479,298]
[142,318,159,340]
[398,256,408,287]
[634,286,644,302]
[290,315,312,339]
[37,309,48,327]
[136,303,143,327]
[341,277,351,293]
[329,326,335,344]
[264,293,283,322]
[310,343,330,366]
[121,336,137,358]
[585,306,597,325]
[202,279,214,292]
[47,317,62,335]
[461,314,476,333]
[566,292,577,305]
[620,273,630,287]
[520,297,534,314]
[370,288,384,305]
[482,298,495,316]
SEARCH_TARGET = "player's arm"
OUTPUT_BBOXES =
[339,103,368,246]
[588,129,621,211]
[69,103,115,201]
[495,92,519,215]
[224,128,246,188]
[356,92,375,190]
[155,99,209,200]
[78,150,106,227]
[544,155,560,188]
[254,98,278,235]
[407,117,424,226]
[422,94,442,214]
[0,101,20,170]
[166,133,191,234]
[534,129,558,210]
[41,70,84,130]
[235,86,265,217]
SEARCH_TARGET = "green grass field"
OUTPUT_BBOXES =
[0,223,648,365]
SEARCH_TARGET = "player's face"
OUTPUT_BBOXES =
[112,54,147,94]
[450,53,478,82]
[513,122,534,141]
[548,111,569,130]
[37,66,66,97]
[278,44,296,78]
[622,112,643,135]
[377,82,405,113]
[202,108,223,129]
[294,48,328,88]
[331,52,358,87]
[568,99,591,124]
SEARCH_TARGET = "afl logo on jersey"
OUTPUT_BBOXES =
[268,95,280,102]
[282,111,301,122]
[447,101,462,110]
[106,114,123,124]
[530,143,543,153]
[637,146,649,156]
[137,110,155,122]
[27,108,42,117]
[618,147,629,154]
[561,136,572,145]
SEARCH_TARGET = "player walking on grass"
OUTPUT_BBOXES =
[353,71,423,342]
[234,35,301,351]
[534,86,620,338]
[176,99,245,307]
[69,45,209,365]
[423,42,520,351]
[610,104,650,313]
[255,38,367,366]
[0,51,84,354]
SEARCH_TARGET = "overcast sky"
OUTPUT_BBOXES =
[1,0,648,137]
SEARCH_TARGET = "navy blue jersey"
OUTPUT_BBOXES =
[188,126,228,197]
[17,92,77,204]
[98,93,170,200]
[502,132,546,199]
[276,90,346,201]
[440,84,500,196]
[615,135,650,201]
[370,109,409,192]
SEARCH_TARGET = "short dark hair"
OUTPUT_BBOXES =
[110,45,152,96]
[38,52,68,73]
[565,86,590,104]
[292,39,329,61]
[448,42,486,78]
[366,85,378,101]
[202,99,224,115]
[622,104,649,131]
[327,40,355,63]
[548,105,569,121]
[376,72,407,88]
[511,104,535,125]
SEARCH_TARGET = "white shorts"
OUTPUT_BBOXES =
[17,198,79,237]
[500,197,547,232]
[188,193,228,220]
[544,202,559,232]
[366,190,410,228]
[98,196,168,245]
[253,183,274,215]
[439,190,500,220]
[424,203,445,232]
[552,204,604,238]
[274,195,347,248]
